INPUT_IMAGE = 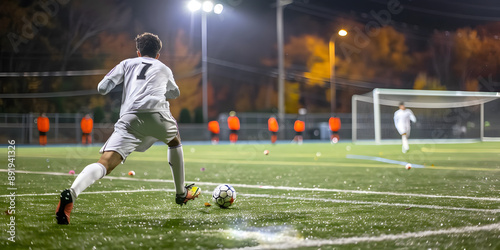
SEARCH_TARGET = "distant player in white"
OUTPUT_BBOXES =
[394,102,416,153]
[56,33,201,225]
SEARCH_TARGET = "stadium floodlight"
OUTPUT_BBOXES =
[202,1,214,12]
[187,0,201,12]
[187,1,223,123]
[214,3,223,14]
[329,29,348,114]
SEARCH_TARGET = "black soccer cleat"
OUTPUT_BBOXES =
[56,189,75,225]
[175,184,201,206]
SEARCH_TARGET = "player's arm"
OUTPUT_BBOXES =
[409,110,417,123]
[97,62,125,95]
[97,79,117,95]
[164,67,180,99]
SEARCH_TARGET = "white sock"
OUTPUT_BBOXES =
[70,163,107,198]
[402,135,409,151]
[168,145,185,195]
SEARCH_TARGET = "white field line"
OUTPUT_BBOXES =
[234,222,500,249]
[0,188,176,197]
[0,188,498,214]
[2,169,500,202]
[243,194,500,213]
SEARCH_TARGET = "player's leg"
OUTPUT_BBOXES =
[167,135,185,196]
[39,132,47,146]
[271,132,277,144]
[71,122,133,197]
[211,132,219,145]
[401,133,409,153]
[167,133,201,206]
[56,115,139,224]
[229,130,237,144]
[56,151,122,225]
[234,131,239,143]
[331,133,339,144]
[403,127,411,152]
[396,125,409,153]
[71,151,121,196]
[151,111,200,205]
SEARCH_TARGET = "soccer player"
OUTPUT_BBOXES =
[37,113,49,146]
[268,116,279,144]
[394,102,417,153]
[227,111,240,144]
[293,119,305,145]
[56,32,200,225]
[80,114,93,145]
[208,120,220,144]
[328,117,341,144]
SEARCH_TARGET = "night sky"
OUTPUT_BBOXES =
[150,0,500,70]
[4,0,499,72]
[1,0,500,114]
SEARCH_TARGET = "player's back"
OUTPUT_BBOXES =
[121,57,172,114]
[100,57,179,117]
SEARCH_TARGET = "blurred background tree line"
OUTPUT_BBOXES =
[1,0,499,122]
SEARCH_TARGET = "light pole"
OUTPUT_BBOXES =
[276,0,292,139]
[188,0,223,123]
[329,29,347,114]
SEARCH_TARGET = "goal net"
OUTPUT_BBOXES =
[352,88,500,144]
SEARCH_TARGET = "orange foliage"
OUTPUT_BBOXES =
[167,30,202,118]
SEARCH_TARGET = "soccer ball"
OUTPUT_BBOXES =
[212,184,236,208]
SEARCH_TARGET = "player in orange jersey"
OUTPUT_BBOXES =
[37,113,50,146]
[227,111,240,144]
[208,120,220,144]
[80,114,94,145]
[268,116,279,144]
[328,117,341,144]
[293,119,305,145]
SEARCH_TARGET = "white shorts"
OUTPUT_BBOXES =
[396,124,411,137]
[100,111,178,161]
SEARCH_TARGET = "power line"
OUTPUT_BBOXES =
[0,69,107,77]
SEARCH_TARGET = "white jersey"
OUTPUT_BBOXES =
[394,108,416,135]
[97,57,179,117]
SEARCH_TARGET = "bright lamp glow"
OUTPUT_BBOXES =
[214,3,223,14]
[202,1,214,12]
[338,29,348,36]
[187,0,201,12]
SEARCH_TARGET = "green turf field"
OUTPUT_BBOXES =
[1,142,499,249]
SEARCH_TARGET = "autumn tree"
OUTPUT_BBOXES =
[166,30,202,119]
[277,22,412,113]
[453,27,500,91]
[57,0,132,71]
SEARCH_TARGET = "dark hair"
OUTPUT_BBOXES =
[399,102,405,106]
[135,32,162,58]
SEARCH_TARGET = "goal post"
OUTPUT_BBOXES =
[352,88,500,144]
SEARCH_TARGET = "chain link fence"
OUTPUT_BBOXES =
[0,113,352,144]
